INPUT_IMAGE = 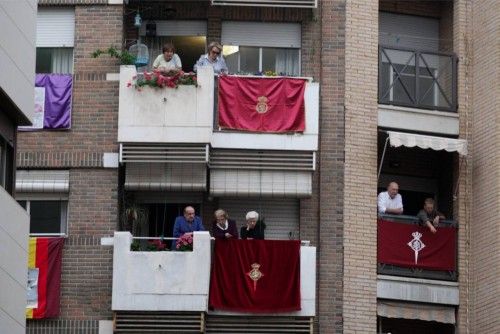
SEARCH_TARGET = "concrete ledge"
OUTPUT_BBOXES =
[378,104,459,136]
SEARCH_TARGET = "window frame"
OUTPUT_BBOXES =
[17,194,69,237]
[224,45,301,76]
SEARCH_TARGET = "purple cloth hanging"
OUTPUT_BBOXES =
[20,74,72,130]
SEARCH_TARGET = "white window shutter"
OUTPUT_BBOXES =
[222,21,301,48]
[36,8,75,47]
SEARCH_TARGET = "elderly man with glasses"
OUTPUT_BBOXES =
[194,41,228,74]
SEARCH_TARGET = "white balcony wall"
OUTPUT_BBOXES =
[0,188,30,334]
[118,66,214,143]
[112,231,211,311]
[112,232,316,315]
[211,81,319,151]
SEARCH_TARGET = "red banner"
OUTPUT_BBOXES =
[27,237,64,319]
[209,239,301,312]
[218,76,306,133]
[377,219,456,271]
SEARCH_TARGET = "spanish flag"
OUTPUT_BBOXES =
[26,237,64,319]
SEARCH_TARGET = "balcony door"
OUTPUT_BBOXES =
[140,20,207,72]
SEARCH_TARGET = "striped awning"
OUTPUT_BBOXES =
[388,131,467,156]
[16,170,69,193]
[125,162,207,191]
[377,301,456,324]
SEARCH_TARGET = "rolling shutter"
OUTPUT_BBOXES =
[218,198,299,240]
[36,8,75,47]
[379,12,439,52]
[222,21,301,48]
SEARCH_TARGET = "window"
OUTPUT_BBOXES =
[221,21,302,76]
[224,46,300,76]
[18,200,68,235]
[36,8,75,74]
[36,47,74,74]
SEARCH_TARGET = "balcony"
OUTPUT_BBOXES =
[378,46,459,135]
[111,232,316,316]
[118,66,319,152]
[377,214,457,281]
[118,66,214,144]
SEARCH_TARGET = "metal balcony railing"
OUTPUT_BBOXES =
[378,214,458,281]
[379,45,458,112]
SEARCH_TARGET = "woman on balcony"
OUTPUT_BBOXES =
[212,209,238,240]
[152,43,182,73]
[194,41,228,74]
[240,211,265,240]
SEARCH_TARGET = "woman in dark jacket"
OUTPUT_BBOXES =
[212,209,239,240]
[240,211,265,240]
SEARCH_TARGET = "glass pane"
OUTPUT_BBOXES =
[239,47,259,74]
[52,48,74,74]
[223,45,240,74]
[36,48,74,74]
[262,48,277,73]
[36,48,52,73]
[30,201,62,234]
[262,48,300,76]
[420,53,453,109]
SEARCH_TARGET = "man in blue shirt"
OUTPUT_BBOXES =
[172,206,205,249]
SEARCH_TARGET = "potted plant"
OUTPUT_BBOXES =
[91,46,136,65]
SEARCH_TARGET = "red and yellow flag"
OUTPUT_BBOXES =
[26,237,64,319]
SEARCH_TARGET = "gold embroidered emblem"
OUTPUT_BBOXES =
[255,96,269,114]
[247,263,264,292]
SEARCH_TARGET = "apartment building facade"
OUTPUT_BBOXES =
[16,0,498,333]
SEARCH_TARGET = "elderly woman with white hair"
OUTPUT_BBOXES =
[212,209,238,240]
[240,211,265,240]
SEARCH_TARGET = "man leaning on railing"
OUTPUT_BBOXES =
[417,198,446,234]
[377,181,404,215]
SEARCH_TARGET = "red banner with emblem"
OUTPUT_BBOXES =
[377,219,456,271]
[209,239,301,312]
[218,76,306,133]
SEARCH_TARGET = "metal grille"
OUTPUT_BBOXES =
[114,312,203,333]
[209,149,315,171]
[206,315,313,333]
[211,0,317,8]
[120,143,208,164]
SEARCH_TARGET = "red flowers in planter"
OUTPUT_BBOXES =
[127,70,198,90]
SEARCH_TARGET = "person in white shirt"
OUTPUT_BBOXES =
[378,182,403,215]
[152,43,182,72]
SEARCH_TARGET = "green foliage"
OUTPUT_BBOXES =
[91,46,136,65]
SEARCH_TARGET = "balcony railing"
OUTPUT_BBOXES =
[378,214,458,281]
[379,45,458,112]
[211,0,317,8]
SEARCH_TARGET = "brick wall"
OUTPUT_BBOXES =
[316,1,346,333]
[342,1,379,333]
[470,0,500,332]
[22,3,122,332]
[453,0,473,332]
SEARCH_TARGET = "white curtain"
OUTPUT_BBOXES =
[51,48,73,74]
[276,49,299,76]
